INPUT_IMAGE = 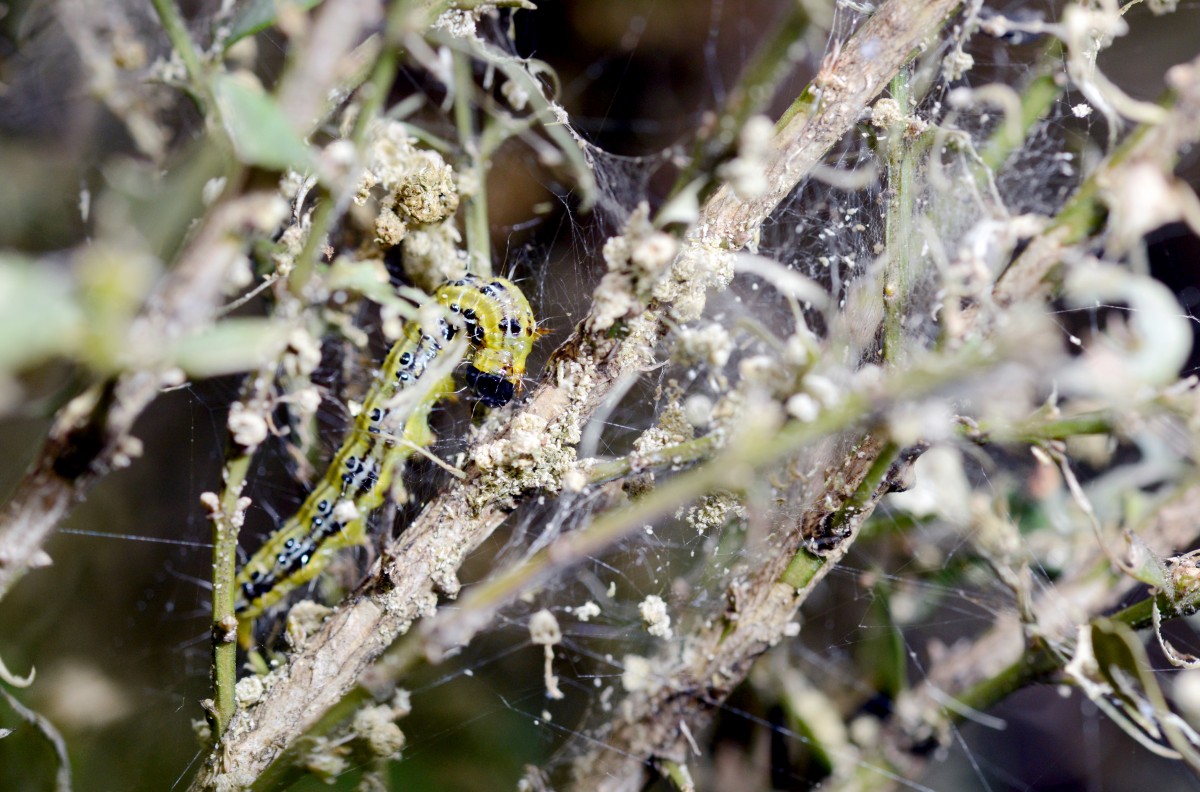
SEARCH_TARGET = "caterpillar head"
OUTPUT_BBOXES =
[470,322,538,405]
[437,275,542,406]
[466,359,516,407]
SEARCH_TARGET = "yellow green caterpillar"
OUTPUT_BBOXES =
[235,275,539,633]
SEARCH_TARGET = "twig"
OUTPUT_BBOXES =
[0,686,72,792]
[585,435,722,485]
[668,4,813,202]
[978,42,1065,172]
[961,408,1118,445]
[205,453,253,739]
[701,0,964,249]
[289,0,415,293]
[854,478,1200,789]
[882,69,917,364]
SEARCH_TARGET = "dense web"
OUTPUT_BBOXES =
[344,4,1200,791]
[2,1,1200,791]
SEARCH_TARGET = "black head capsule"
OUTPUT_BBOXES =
[466,366,515,407]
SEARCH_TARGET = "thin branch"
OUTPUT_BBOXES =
[206,453,252,739]
[856,478,1200,788]
[289,0,413,292]
[882,69,917,364]
[668,3,814,202]
[452,49,492,276]
[585,435,722,485]
[0,686,72,792]
[701,0,964,249]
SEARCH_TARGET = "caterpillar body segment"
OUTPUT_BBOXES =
[234,313,460,625]
[234,276,539,638]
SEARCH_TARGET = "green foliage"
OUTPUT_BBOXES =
[213,74,316,174]
[225,0,326,50]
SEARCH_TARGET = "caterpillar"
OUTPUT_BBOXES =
[234,275,539,636]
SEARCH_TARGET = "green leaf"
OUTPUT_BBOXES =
[171,318,291,377]
[326,258,424,316]
[213,74,315,173]
[0,255,83,372]
[225,0,325,50]
[860,580,907,699]
[1090,619,1147,713]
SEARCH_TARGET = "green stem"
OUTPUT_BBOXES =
[291,200,333,295]
[453,36,597,210]
[946,589,1200,733]
[978,44,1064,172]
[1111,589,1200,631]
[660,760,694,792]
[964,408,1116,445]
[779,440,899,589]
[292,3,409,294]
[780,546,824,590]
[586,434,720,484]
[211,452,251,739]
[832,441,899,536]
[882,71,915,365]
[952,640,1061,716]
[453,50,491,276]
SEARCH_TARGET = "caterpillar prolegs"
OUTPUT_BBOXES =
[234,275,539,635]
